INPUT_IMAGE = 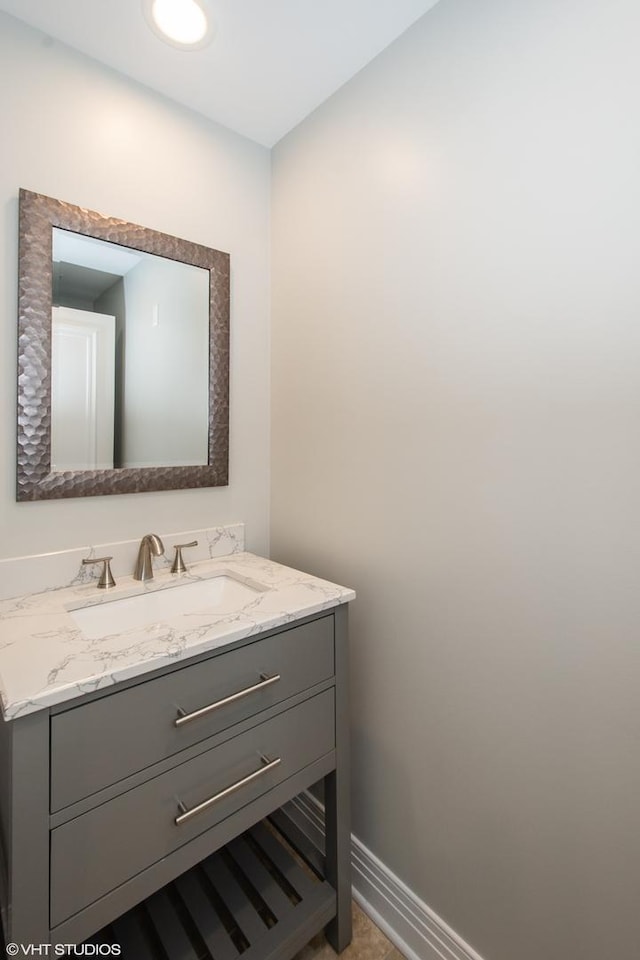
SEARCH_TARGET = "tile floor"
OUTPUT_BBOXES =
[295,902,403,960]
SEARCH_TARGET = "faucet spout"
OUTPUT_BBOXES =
[134,533,165,581]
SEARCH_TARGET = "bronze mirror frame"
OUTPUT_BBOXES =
[17,189,229,500]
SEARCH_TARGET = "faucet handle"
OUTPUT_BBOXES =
[171,540,198,574]
[82,556,116,589]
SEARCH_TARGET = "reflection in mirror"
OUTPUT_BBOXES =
[17,189,229,500]
[51,305,116,471]
[51,230,210,471]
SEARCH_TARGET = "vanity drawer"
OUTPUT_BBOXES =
[50,616,334,812]
[50,688,334,927]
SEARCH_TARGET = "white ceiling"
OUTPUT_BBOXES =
[0,0,441,146]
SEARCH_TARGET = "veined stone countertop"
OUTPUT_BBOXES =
[0,553,355,720]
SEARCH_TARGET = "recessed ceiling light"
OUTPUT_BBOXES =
[142,0,214,50]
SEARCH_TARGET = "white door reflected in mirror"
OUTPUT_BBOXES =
[51,306,116,472]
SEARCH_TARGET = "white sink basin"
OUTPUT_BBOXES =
[69,573,268,639]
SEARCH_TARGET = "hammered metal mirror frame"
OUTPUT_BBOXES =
[17,189,229,500]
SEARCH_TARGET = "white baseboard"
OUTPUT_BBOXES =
[285,793,485,960]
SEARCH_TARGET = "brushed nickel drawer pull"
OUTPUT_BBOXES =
[175,673,281,727]
[175,754,282,826]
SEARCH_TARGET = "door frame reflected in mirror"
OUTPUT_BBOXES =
[17,189,229,500]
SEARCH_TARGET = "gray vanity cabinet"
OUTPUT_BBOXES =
[0,606,351,958]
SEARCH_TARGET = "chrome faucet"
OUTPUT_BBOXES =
[134,533,165,581]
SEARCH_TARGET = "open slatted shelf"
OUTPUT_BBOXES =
[90,820,335,960]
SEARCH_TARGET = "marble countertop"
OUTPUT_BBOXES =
[0,552,355,720]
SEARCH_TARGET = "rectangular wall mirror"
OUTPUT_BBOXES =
[17,189,229,500]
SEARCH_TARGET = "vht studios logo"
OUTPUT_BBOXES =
[5,945,121,957]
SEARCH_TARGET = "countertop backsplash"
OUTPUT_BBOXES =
[0,523,245,601]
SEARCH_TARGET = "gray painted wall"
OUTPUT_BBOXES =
[0,12,270,559]
[271,1,640,957]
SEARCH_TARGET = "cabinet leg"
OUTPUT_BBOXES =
[324,603,352,953]
[324,769,352,952]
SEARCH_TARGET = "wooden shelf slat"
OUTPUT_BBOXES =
[93,818,337,960]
